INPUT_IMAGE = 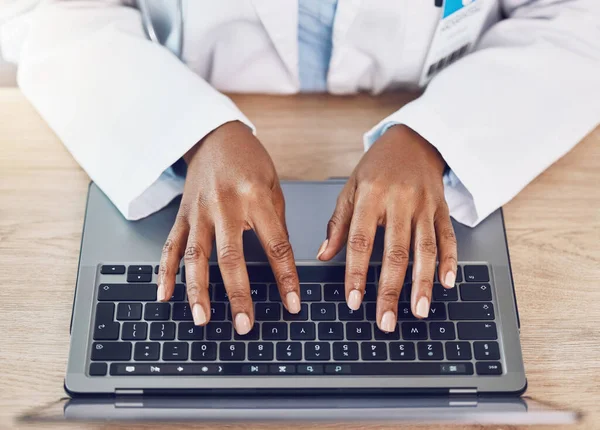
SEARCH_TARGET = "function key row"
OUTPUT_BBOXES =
[92,340,501,363]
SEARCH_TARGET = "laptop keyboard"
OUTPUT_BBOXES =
[89,263,503,378]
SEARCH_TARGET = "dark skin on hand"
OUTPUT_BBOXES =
[158,120,458,335]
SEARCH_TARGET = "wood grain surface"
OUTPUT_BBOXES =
[0,88,598,430]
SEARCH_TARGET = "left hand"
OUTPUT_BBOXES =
[317,124,458,333]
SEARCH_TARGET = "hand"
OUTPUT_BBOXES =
[157,121,300,334]
[317,124,457,332]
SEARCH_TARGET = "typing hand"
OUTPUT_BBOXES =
[318,124,457,332]
[157,121,300,334]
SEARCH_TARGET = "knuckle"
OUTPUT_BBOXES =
[266,238,293,261]
[384,244,410,267]
[276,271,298,291]
[184,245,206,263]
[186,282,200,300]
[347,232,371,253]
[440,226,457,246]
[162,238,177,254]
[414,278,434,289]
[218,244,243,268]
[377,287,401,306]
[227,288,250,305]
[416,237,437,257]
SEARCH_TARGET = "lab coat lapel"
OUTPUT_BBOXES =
[251,0,299,85]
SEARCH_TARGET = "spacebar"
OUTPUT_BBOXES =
[110,363,473,376]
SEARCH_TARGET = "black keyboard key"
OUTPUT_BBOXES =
[149,322,176,340]
[476,361,503,375]
[325,364,351,374]
[144,303,170,320]
[333,342,359,360]
[277,342,302,360]
[116,303,142,320]
[426,302,446,320]
[91,342,131,361]
[417,342,444,360]
[208,265,223,282]
[457,322,497,340]
[464,265,489,282]
[298,364,324,375]
[300,284,322,301]
[170,284,186,301]
[191,342,217,361]
[89,362,108,376]
[460,283,492,301]
[101,265,125,275]
[162,342,189,360]
[234,323,260,340]
[128,265,152,274]
[122,322,147,340]
[474,341,501,360]
[324,284,345,301]
[178,322,204,340]
[248,342,274,361]
[445,342,472,360]
[402,322,427,340]
[456,266,463,282]
[364,284,377,301]
[262,322,287,340]
[255,303,281,321]
[180,266,185,282]
[94,302,115,323]
[346,322,372,340]
[398,302,416,320]
[432,283,458,301]
[389,342,416,360]
[338,303,364,321]
[297,265,375,283]
[449,302,494,320]
[220,342,246,361]
[98,284,156,301]
[127,273,152,283]
[361,342,388,360]
[268,284,282,302]
[246,265,276,282]
[311,303,336,321]
[249,284,268,301]
[172,303,193,321]
[133,342,160,361]
[305,342,330,361]
[283,303,309,321]
[400,283,412,302]
[214,284,228,301]
[94,306,119,340]
[318,322,344,340]
[210,303,226,321]
[270,364,296,374]
[374,324,400,340]
[206,322,232,340]
[290,322,316,340]
[429,322,456,340]
[365,303,376,321]
[242,364,269,374]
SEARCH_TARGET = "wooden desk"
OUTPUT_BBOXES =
[0,88,598,429]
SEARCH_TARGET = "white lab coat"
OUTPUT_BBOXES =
[1,0,599,226]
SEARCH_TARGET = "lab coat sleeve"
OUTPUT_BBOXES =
[0,0,254,220]
[364,0,600,227]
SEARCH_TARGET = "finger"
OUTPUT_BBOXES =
[411,217,437,319]
[318,179,356,261]
[215,217,254,335]
[344,194,379,311]
[376,207,411,332]
[157,215,189,302]
[435,205,458,289]
[251,204,300,314]
[184,215,214,326]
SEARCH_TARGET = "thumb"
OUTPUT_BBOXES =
[318,179,356,261]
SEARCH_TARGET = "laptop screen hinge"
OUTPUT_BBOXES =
[449,388,477,395]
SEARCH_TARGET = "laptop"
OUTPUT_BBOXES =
[66,180,528,399]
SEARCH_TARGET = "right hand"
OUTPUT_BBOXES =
[157,121,301,335]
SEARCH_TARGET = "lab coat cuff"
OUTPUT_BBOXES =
[363,100,494,228]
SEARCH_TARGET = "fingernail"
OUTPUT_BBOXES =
[157,284,166,302]
[348,290,362,310]
[416,296,430,319]
[286,292,301,314]
[316,239,329,260]
[192,303,207,325]
[234,313,252,335]
[444,271,456,288]
[380,311,396,333]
